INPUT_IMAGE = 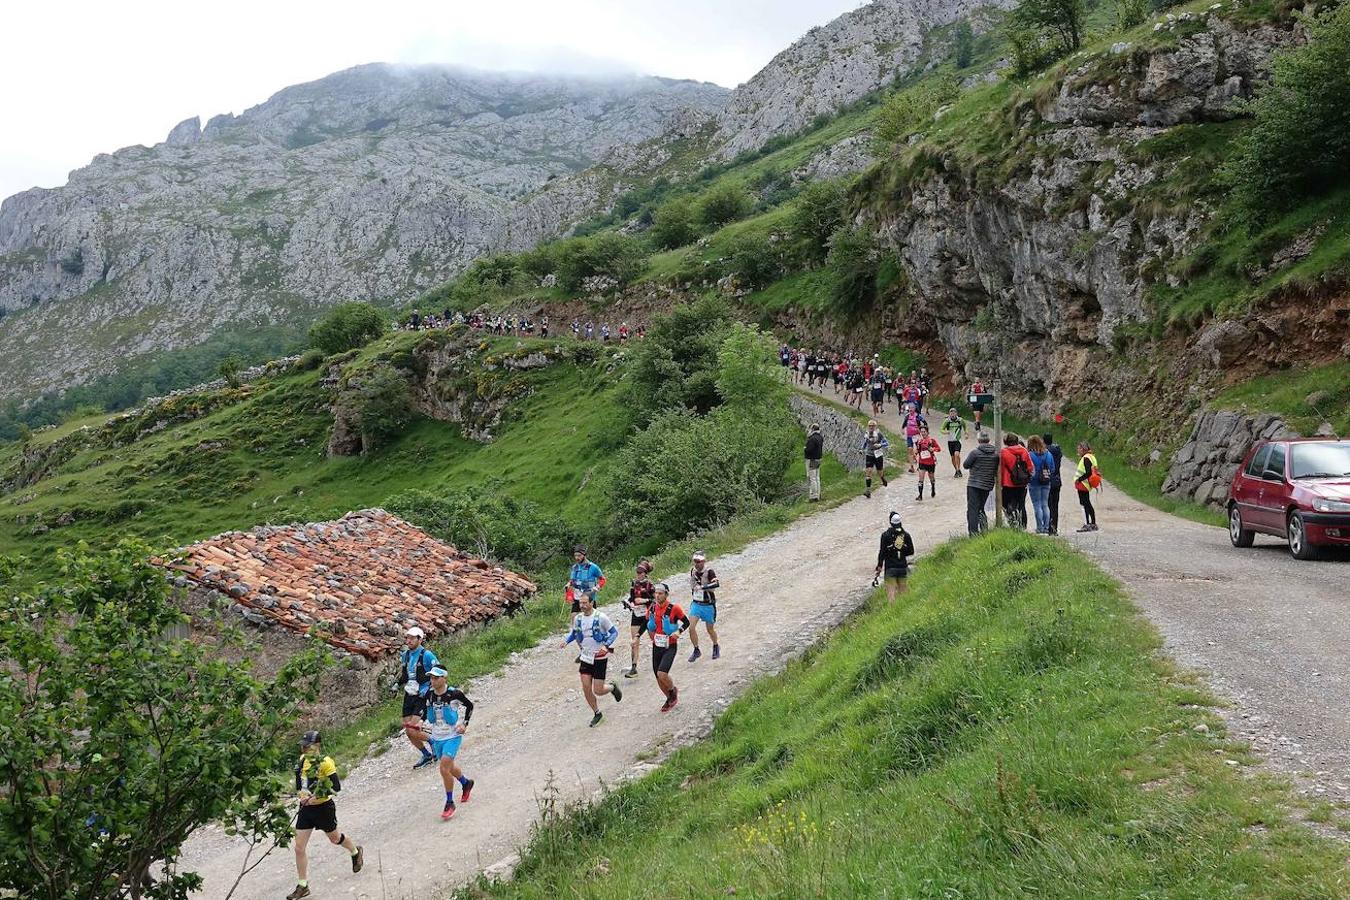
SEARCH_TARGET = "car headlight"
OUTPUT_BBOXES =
[1312,498,1350,513]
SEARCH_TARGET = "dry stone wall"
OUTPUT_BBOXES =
[1162,408,1298,507]
[789,393,868,472]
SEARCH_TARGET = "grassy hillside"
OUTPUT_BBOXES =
[466,531,1349,898]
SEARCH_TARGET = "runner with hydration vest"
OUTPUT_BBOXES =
[562,591,623,727]
[396,626,441,770]
[686,551,720,662]
[419,667,476,820]
[941,408,966,478]
[861,420,890,499]
[647,582,691,712]
[622,560,656,678]
[914,426,942,501]
[901,404,927,473]
[567,546,605,613]
[287,732,363,899]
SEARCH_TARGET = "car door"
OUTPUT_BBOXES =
[1234,444,1270,530]
[1258,442,1290,533]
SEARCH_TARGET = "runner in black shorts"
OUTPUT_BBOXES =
[646,583,690,712]
[288,732,363,899]
[622,560,656,679]
[562,592,623,727]
[940,408,966,478]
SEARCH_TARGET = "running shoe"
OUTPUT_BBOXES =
[930,485,935,498]
[624,666,639,679]
[916,491,924,501]
[352,846,364,873]
[441,800,456,821]
[688,647,702,662]
[711,645,720,660]
[864,488,872,499]
[669,687,679,710]
[287,886,311,900]
[610,682,623,702]
[660,694,674,713]
[1077,524,1093,533]
[460,779,475,804]
[589,711,603,728]
[881,475,890,486]
[413,753,436,770]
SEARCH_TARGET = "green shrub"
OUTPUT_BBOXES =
[649,198,701,250]
[790,180,850,264]
[697,183,754,230]
[293,348,327,372]
[554,233,648,293]
[625,295,736,421]
[954,20,975,68]
[827,223,881,314]
[387,485,575,569]
[875,77,961,149]
[725,234,783,290]
[715,323,786,409]
[218,354,244,387]
[353,368,414,450]
[1113,0,1148,30]
[1224,2,1350,222]
[1007,0,1084,74]
[308,302,388,355]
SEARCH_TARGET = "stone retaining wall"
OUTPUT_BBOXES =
[789,393,868,472]
[1162,408,1298,507]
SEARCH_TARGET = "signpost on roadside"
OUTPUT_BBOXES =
[968,382,1001,529]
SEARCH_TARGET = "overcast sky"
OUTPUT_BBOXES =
[1,0,866,202]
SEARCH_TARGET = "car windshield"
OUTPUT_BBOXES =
[1289,441,1350,479]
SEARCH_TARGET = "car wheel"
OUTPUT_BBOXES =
[1229,504,1254,548]
[1287,511,1320,560]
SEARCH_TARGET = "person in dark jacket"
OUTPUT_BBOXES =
[962,431,999,535]
[805,424,824,501]
[1042,433,1064,535]
[873,512,915,602]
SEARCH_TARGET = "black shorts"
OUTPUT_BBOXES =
[947,440,962,454]
[866,454,885,470]
[870,390,884,401]
[883,567,909,581]
[401,692,426,718]
[297,801,338,833]
[579,657,609,680]
[630,614,649,632]
[651,643,678,675]
[919,463,936,472]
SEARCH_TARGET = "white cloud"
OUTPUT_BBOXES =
[0,0,865,201]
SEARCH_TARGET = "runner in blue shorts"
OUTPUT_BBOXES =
[420,667,475,821]
[686,551,721,662]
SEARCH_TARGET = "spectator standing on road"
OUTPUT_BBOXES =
[1043,433,1064,535]
[962,432,999,535]
[873,512,915,602]
[805,424,824,502]
[1000,433,1033,531]
[1074,441,1101,532]
[1026,434,1056,534]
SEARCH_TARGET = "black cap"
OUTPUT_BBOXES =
[301,730,321,747]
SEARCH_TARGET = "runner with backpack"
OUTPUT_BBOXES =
[561,592,623,727]
[914,426,942,501]
[566,546,605,614]
[419,667,476,820]
[686,551,720,662]
[395,626,441,770]
[286,732,363,899]
[1074,441,1102,532]
[861,421,890,499]
[1000,433,1033,531]
[647,583,691,712]
[622,560,656,678]
[873,512,916,602]
[901,404,927,473]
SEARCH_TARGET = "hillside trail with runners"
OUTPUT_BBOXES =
[182,390,1350,898]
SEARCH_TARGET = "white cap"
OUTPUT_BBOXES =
[890,512,903,527]
[406,626,425,638]
[692,551,706,562]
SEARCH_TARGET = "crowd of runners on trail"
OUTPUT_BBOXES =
[283,338,1103,897]
[403,307,645,343]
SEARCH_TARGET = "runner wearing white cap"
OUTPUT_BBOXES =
[395,625,441,769]
[686,551,721,661]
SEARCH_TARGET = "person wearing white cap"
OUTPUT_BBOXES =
[874,512,915,602]
[395,625,441,770]
[686,551,721,662]
[561,591,623,727]
[419,667,475,820]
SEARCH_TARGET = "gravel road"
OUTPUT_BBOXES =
[180,460,968,898]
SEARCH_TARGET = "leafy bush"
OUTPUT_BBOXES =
[293,348,327,371]
[601,404,798,546]
[1113,0,1148,30]
[387,485,575,569]
[1007,0,1084,74]
[828,223,881,314]
[308,302,388,355]
[954,20,976,68]
[725,234,784,290]
[875,78,960,149]
[218,354,244,387]
[0,544,326,899]
[554,233,648,292]
[790,180,850,264]
[716,323,786,409]
[649,198,701,250]
[698,183,754,230]
[353,368,414,449]
[625,295,736,421]
[1224,2,1350,222]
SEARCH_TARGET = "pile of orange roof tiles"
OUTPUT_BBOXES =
[158,509,536,659]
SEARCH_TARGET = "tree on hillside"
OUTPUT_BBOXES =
[790,180,850,264]
[1008,0,1085,74]
[1224,2,1350,222]
[554,233,647,293]
[716,322,785,409]
[308,302,387,355]
[649,198,701,250]
[828,223,881,314]
[697,183,753,230]
[0,545,327,899]
[625,294,736,421]
[954,20,976,68]
[218,354,244,388]
[874,78,961,151]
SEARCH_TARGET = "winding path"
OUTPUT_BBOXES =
[182,386,1349,898]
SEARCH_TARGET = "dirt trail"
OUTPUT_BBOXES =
[180,434,967,899]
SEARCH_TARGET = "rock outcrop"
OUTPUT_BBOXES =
[1162,408,1298,507]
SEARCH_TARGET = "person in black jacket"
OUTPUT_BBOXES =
[1042,433,1064,535]
[805,424,824,501]
[873,512,915,602]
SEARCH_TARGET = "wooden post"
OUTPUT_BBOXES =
[993,380,1004,529]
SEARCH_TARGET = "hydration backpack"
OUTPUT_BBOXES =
[1011,454,1032,487]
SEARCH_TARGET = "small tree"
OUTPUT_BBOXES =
[354,368,415,451]
[790,180,849,264]
[1008,0,1085,70]
[1113,0,1148,30]
[874,78,961,150]
[649,198,701,250]
[308,302,388,355]
[625,295,736,421]
[725,234,782,290]
[554,233,647,293]
[218,354,244,388]
[954,20,976,68]
[697,183,753,230]
[0,545,327,899]
[827,223,881,314]
[715,323,785,409]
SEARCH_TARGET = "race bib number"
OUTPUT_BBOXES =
[653,632,670,648]
[579,649,596,664]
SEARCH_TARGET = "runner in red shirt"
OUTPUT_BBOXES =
[647,583,691,712]
[914,426,942,501]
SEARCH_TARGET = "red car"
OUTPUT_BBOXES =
[1228,438,1350,559]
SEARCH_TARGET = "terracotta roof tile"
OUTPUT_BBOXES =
[157,509,536,659]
